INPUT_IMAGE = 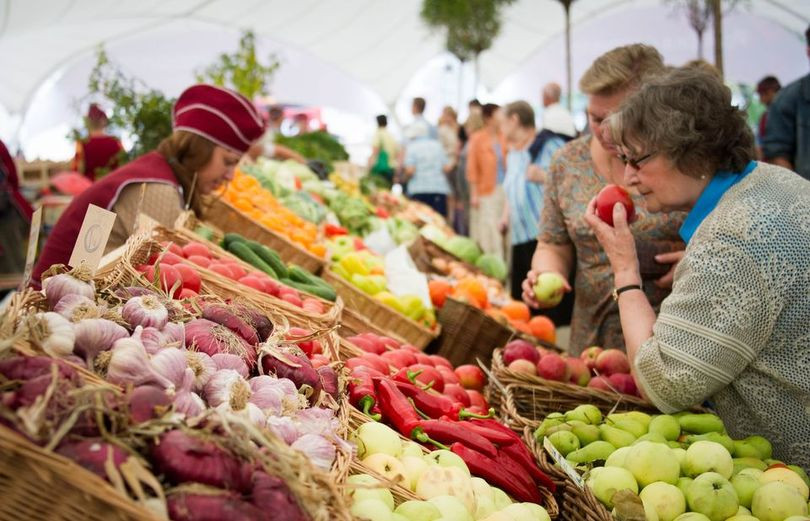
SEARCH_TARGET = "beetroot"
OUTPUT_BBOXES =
[202,303,259,346]
[251,471,308,520]
[56,439,129,479]
[129,385,171,423]
[168,491,264,521]
[152,430,252,492]
[316,366,339,402]
[260,347,321,405]
[185,319,257,368]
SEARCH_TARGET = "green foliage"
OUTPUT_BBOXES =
[195,30,280,100]
[86,47,174,160]
[275,131,349,172]
[420,0,515,61]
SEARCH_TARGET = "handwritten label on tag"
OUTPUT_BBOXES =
[19,207,43,290]
[543,436,586,488]
[68,204,117,274]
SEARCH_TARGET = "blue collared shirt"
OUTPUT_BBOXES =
[679,160,757,243]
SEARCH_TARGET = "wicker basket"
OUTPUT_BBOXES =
[434,297,514,368]
[200,195,326,274]
[489,348,660,432]
[407,235,485,277]
[523,427,611,521]
[322,270,439,350]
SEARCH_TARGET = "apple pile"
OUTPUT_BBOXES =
[347,421,552,521]
[136,241,325,313]
[536,406,810,521]
[501,341,640,397]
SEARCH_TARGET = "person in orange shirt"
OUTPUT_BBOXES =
[71,104,125,181]
[466,103,507,261]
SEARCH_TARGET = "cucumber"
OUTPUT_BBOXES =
[246,241,288,279]
[227,242,279,279]
[223,232,246,249]
[289,264,333,291]
[281,278,337,302]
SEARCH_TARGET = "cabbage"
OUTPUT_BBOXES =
[443,236,482,264]
[475,254,507,280]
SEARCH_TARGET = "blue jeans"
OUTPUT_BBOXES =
[410,193,447,217]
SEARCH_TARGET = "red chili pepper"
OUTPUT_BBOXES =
[348,372,381,420]
[416,420,497,458]
[500,440,557,492]
[375,207,390,218]
[468,419,522,443]
[450,443,542,504]
[443,418,514,445]
[324,223,348,237]
[391,380,493,421]
[374,378,421,436]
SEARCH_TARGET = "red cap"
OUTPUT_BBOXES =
[172,84,265,154]
[87,103,108,123]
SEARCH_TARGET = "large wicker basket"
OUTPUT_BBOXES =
[488,348,660,432]
[407,235,485,277]
[322,270,439,349]
[434,297,514,367]
[200,195,326,274]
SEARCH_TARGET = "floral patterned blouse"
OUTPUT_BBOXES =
[539,136,686,354]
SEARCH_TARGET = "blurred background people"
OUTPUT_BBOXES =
[71,103,124,181]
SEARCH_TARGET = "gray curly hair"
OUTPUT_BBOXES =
[607,67,755,178]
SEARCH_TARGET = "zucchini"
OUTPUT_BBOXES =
[227,242,279,279]
[246,241,288,279]
[289,264,333,291]
[281,278,337,302]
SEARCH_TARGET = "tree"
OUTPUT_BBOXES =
[666,0,747,72]
[195,30,280,101]
[420,0,516,92]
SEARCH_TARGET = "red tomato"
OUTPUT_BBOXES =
[443,383,471,407]
[280,292,303,308]
[135,264,150,274]
[144,263,183,298]
[181,241,211,259]
[174,263,202,293]
[209,263,237,280]
[178,287,198,299]
[187,255,212,269]
[224,262,247,279]
[595,184,635,226]
[302,298,324,314]
[465,389,489,410]
[157,252,185,265]
[238,275,268,293]
[160,241,184,257]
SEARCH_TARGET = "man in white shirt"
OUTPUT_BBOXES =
[540,82,576,138]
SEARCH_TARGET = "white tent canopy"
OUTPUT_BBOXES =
[2,0,808,159]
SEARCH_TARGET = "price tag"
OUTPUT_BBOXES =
[19,207,43,290]
[68,204,117,274]
[543,436,586,489]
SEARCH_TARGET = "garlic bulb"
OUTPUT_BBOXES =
[107,332,173,388]
[74,318,129,363]
[42,273,95,309]
[185,351,216,391]
[205,369,251,411]
[30,312,75,357]
[266,416,299,445]
[140,327,166,355]
[216,401,265,427]
[151,347,188,390]
[173,368,205,417]
[248,375,297,415]
[54,294,99,322]
[122,296,168,330]
[161,322,185,346]
[211,353,249,378]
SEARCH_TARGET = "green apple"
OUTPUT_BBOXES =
[352,422,403,458]
[752,481,808,521]
[424,450,470,477]
[347,474,395,510]
[736,506,752,515]
[624,441,681,487]
[565,404,602,425]
[533,272,565,308]
[363,453,408,485]
[605,446,632,468]
[415,466,476,514]
[402,441,426,458]
[470,477,495,519]
[495,503,550,521]
[760,467,810,500]
[672,514,711,521]
[685,472,739,521]
[391,515,410,521]
[351,498,394,520]
[401,456,431,491]
[731,468,763,508]
[676,477,694,497]
[684,441,734,479]
[427,495,474,521]
[732,457,767,475]
[586,466,639,508]
[672,447,687,473]
[640,482,686,521]
[649,415,681,441]
[491,487,512,510]
[548,430,580,456]
[724,516,759,521]
[394,500,442,521]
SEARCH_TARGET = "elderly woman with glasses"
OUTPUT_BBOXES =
[585,66,810,469]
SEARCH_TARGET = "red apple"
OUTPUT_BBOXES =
[587,375,613,392]
[580,346,604,371]
[595,349,630,376]
[414,353,434,366]
[595,184,635,226]
[465,389,489,410]
[454,365,486,391]
[429,355,453,370]
[436,366,460,385]
[443,384,471,407]
[565,357,591,386]
[407,364,444,392]
[507,359,537,376]
[608,373,638,396]
[502,339,540,365]
[380,349,417,369]
[536,353,569,381]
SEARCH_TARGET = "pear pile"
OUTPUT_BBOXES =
[535,406,810,521]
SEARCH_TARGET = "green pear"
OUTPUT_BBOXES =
[567,440,617,464]
[548,430,581,456]
[545,423,573,437]
[570,422,601,446]
[668,441,685,449]
[677,413,725,434]
[600,424,637,448]
[685,432,735,454]
[732,457,767,474]
[612,419,647,439]
[565,404,602,425]
[633,433,669,445]
[534,413,566,439]
[608,412,652,431]
[788,465,810,489]
[649,415,682,441]
[732,435,773,460]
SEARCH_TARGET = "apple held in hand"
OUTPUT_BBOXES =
[596,184,635,226]
[533,272,566,308]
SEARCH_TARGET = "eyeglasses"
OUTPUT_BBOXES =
[619,151,655,170]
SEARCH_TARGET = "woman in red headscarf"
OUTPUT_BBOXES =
[33,84,265,286]
[71,104,125,181]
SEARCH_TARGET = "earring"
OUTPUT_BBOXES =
[700,174,706,180]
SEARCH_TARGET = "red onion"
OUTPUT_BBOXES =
[233,304,274,342]
[251,471,308,520]
[168,491,264,521]
[185,319,256,368]
[201,303,259,345]
[316,366,339,402]
[129,385,171,423]
[260,347,321,405]
[0,356,76,381]
[56,439,129,480]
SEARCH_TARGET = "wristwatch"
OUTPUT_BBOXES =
[612,284,642,302]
